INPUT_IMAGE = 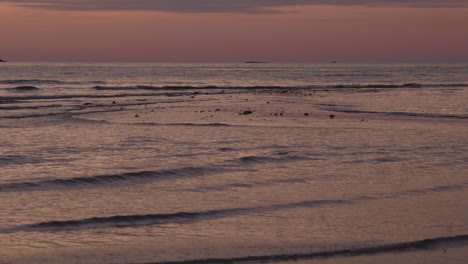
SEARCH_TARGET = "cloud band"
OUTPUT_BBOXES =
[2,0,466,13]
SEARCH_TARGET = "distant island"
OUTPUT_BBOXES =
[245,61,267,64]
[0,59,7,62]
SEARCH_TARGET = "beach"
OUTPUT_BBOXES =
[0,63,467,264]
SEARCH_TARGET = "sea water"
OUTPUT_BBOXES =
[0,63,467,264]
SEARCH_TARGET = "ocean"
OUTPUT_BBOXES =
[0,62,467,264]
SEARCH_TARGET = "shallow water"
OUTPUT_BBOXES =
[0,63,467,264]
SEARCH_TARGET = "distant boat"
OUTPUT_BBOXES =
[0,59,7,62]
[245,61,267,64]
[330,61,337,63]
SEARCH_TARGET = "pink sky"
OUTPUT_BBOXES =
[1,1,467,62]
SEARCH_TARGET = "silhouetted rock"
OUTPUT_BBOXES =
[0,59,7,62]
[329,114,335,119]
[242,110,253,115]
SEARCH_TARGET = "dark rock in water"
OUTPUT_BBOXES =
[242,110,253,115]
[13,86,39,90]
[0,59,7,62]
[329,114,336,119]
[304,113,309,116]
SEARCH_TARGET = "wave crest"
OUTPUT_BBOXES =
[126,235,468,264]
[91,83,468,91]
[0,166,227,192]
[0,79,106,85]
[1,199,350,233]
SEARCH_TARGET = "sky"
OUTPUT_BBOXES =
[0,0,467,62]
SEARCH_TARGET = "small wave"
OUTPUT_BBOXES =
[0,155,43,166]
[329,109,468,119]
[9,86,40,91]
[343,157,409,164]
[133,122,242,128]
[0,104,62,110]
[1,199,350,233]
[90,83,468,92]
[133,122,233,127]
[235,155,313,164]
[329,83,468,89]
[165,123,231,127]
[0,153,309,192]
[122,235,468,264]
[331,83,423,89]
[93,85,225,91]
[0,166,228,192]
[92,85,298,91]
[0,111,70,119]
[318,74,387,77]
[179,176,310,192]
[2,181,465,233]
[21,210,228,231]
[0,79,106,85]
[93,86,141,90]
[218,147,235,152]
[398,183,468,197]
[0,91,199,103]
